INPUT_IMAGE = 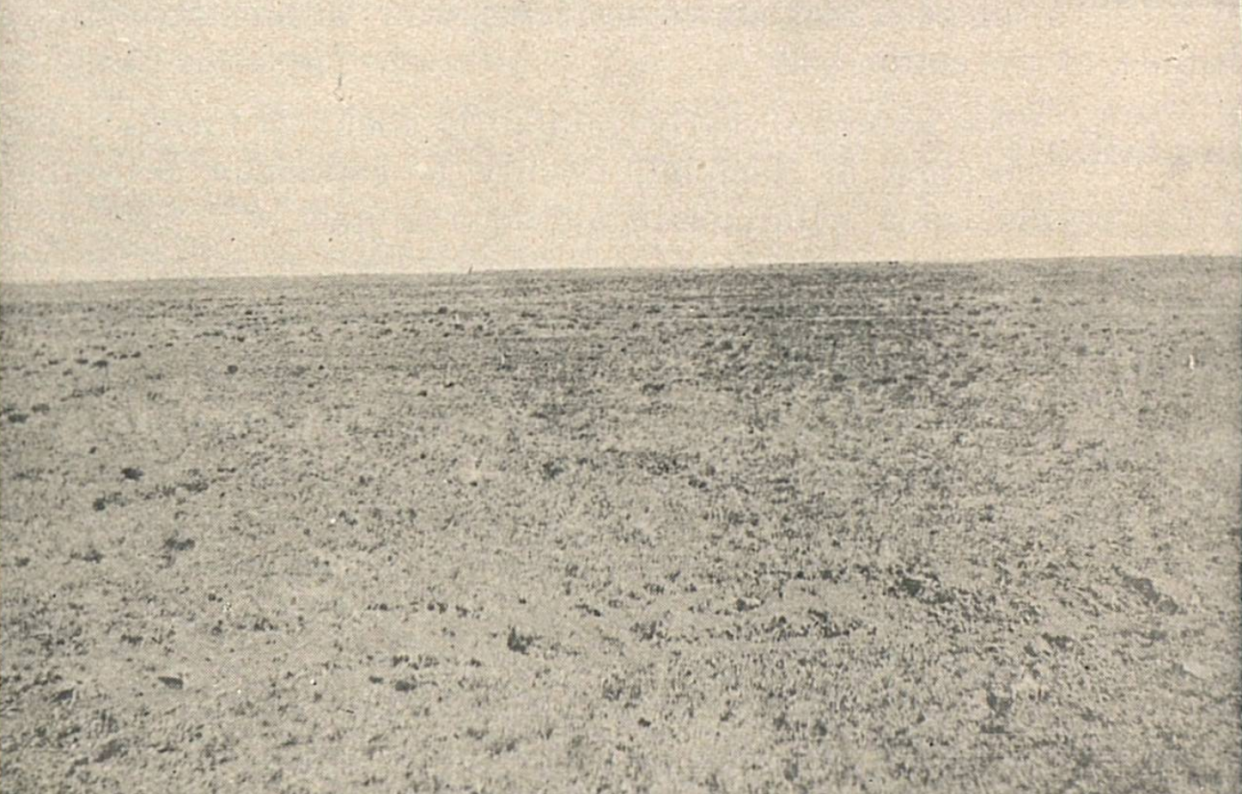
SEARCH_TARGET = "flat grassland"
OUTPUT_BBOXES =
[1,257,1239,792]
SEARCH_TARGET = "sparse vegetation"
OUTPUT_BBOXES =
[0,258,1238,792]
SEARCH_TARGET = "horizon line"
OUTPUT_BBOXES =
[2,250,1238,289]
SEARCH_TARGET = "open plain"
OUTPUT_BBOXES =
[1,257,1239,792]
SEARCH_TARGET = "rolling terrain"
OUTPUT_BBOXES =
[1,257,1239,792]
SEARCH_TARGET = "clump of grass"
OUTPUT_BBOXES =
[506,627,538,654]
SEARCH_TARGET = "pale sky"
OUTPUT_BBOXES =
[2,1,1240,282]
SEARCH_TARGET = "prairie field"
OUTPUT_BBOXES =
[1,257,1239,792]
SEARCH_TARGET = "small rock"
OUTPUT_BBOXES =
[163,536,196,552]
[1116,570,1181,614]
[75,548,104,564]
[95,739,126,763]
[1042,633,1074,651]
[735,596,763,612]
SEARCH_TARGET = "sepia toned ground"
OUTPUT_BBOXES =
[1,257,1238,792]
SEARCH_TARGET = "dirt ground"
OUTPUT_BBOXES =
[1,257,1239,792]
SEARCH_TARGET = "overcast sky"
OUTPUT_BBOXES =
[2,1,1239,282]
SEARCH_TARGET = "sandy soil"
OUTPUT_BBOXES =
[1,257,1239,792]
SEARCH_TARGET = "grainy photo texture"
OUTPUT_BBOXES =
[1,3,1240,792]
